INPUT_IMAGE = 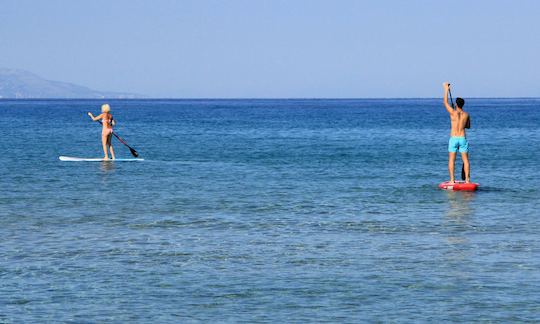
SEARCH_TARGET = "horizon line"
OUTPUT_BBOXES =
[1,97,539,100]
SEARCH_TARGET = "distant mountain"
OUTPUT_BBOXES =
[0,69,143,99]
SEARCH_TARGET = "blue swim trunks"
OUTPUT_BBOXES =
[448,136,469,153]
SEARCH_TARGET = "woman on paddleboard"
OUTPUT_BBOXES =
[88,104,116,160]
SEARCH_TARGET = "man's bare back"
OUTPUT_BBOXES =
[449,109,469,137]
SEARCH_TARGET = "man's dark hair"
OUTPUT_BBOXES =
[456,97,465,108]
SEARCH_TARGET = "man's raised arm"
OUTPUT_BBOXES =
[442,82,454,114]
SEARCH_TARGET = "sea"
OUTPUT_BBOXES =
[1,98,539,322]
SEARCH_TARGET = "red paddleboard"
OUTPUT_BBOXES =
[439,181,479,191]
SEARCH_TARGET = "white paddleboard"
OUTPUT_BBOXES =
[59,156,144,162]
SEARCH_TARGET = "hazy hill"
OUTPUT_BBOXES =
[0,69,142,99]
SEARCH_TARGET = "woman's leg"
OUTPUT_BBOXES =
[108,134,115,159]
[102,133,109,159]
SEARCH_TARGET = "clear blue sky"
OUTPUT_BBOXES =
[1,0,539,98]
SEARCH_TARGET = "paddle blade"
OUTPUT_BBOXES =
[461,164,466,181]
[129,147,139,157]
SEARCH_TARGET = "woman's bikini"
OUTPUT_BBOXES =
[102,114,113,136]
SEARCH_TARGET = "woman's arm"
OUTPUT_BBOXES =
[87,112,103,121]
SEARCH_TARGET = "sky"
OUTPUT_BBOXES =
[1,0,539,98]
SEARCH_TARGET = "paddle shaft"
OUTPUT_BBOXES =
[448,85,455,109]
[96,120,139,157]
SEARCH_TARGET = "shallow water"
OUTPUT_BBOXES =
[1,99,539,322]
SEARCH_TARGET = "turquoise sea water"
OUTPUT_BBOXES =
[1,99,539,322]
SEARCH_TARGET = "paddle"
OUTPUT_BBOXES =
[97,120,139,157]
[447,85,466,181]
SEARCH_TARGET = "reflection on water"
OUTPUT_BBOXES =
[445,190,476,220]
[442,191,477,266]
[100,160,116,173]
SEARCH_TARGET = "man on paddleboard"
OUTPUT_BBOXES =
[443,82,470,184]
